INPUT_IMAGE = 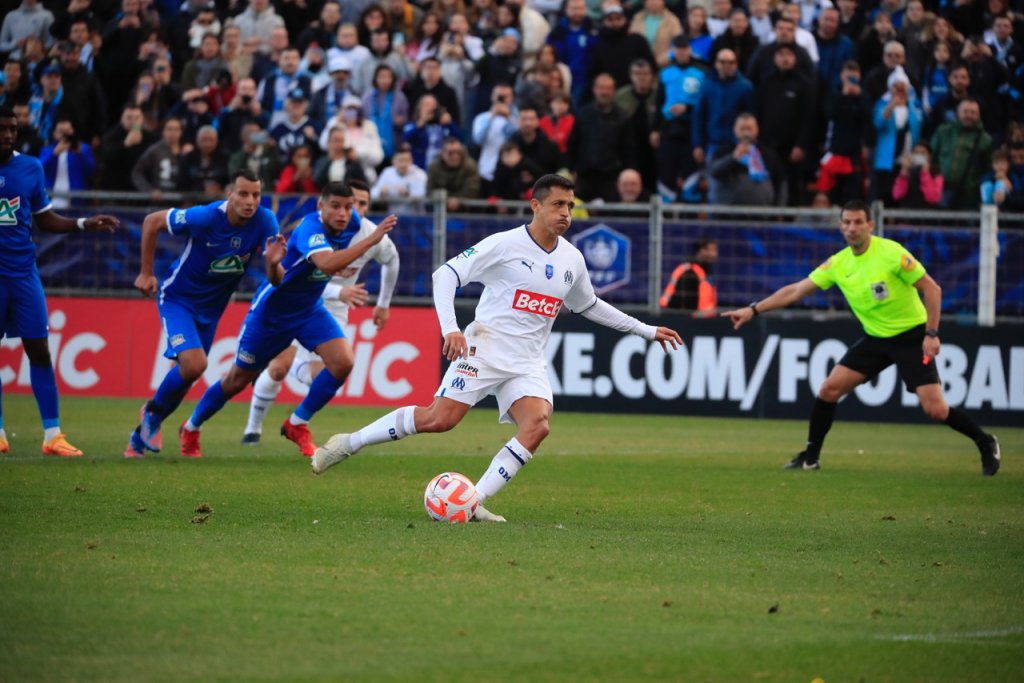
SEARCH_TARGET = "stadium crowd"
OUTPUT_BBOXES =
[2,0,1023,211]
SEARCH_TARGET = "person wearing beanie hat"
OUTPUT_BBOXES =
[871,64,923,202]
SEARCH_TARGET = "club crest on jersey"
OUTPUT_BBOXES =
[564,269,573,285]
[450,377,466,390]
[231,236,242,249]
[173,209,187,225]
[512,289,563,318]
[545,264,554,279]
[0,196,21,225]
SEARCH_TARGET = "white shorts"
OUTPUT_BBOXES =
[435,355,553,424]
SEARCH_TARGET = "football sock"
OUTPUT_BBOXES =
[44,427,61,441]
[944,407,988,443]
[350,406,417,453]
[476,438,533,501]
[292,369,343,422]
[804,398,837,459]
[245,370,282,435]
[150,365,191,419]
[188,381,227,429]
[30,365,60,431]
[0,427,6,441]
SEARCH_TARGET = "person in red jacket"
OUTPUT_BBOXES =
[538,92,574,154]
[275,144,318,193]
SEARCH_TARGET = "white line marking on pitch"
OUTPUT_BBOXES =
[877,626,1024,643]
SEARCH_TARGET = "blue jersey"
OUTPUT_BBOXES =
[0,152,52,277]
[159,201,280,321]
[249,209,361,320]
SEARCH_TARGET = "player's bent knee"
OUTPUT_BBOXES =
[921,401,948,422]
[178,359,208,382]
[267,360,290,382]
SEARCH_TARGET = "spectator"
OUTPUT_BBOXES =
[659,238,718,315]
[538,92,574,155]
[327,23,373,78]
[693,49,755,166]
[311,55,356,131]
[473,27,524,118]
[836,0,867,43]
[132,117,183,198]
[228,122,282,188]
[775,4,821,64]
[221,24,253,81]
[430,0,466,25]
[757,44,817,206]
[402,93,461,169]
[363,64,410,161]
[709,113,787,205]
[179,125,229,195]
[297,2,343,55]
[468,0,499,46]
[900,0,935,84]
[438,14,484,125]
[276,143,319,194]
[815,7,857,95]
[270,88,320,158]
[234,0,286,54]
[746,17,815,87]
[711,9,761,74]
[513,63,556,115]
[589,6,656,89]
[388,0,423,39]
[614,167,649,202]
[403,56,461,127]
[0,0,54,60]
[863,40,920,119]
[353,29,412,96]
[98,104,155,190]
[491,140,543,200]
[504,0,549,70]
[615,58,660,191]
[250,26,292,84]
[509,105,562,176]
[28,60,73,145]
[218,77,270,151]
[871,68,924,203]
[472,83,518,194]
[569,73,632,202]
[926,16,965,67]
[962,36,1009,140]
[12,102,42,156]
[174,88,216,148]
[685,6,714,64]
[99,0,155,116]
[819,61,868,204]
[859,13,899,83]
[182,32,227,90]
[407,11,443,67]
[320,96,384,181]
[931,98,993,209]
[56,41,105,144]
[922,41,955,115]
[546,0,596,106]
[629,0,684,69]
[184,6,220,56]
[656,34,706,202]
[748,0,774,46]
[924,64,970,138]
[427,137,480,211]
[1003,141,1024,210]
[3,59,31,104]
[142,56,184,129]
[893,141,944,207]
[987,15,1023,72]
[372,142,428,203]
[312,126,368,190]
[258,47,313,129]
[707,0,734,39]
[39,119,95,209]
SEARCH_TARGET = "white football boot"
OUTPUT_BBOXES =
[311,433,353,475]
[472,503,507,523]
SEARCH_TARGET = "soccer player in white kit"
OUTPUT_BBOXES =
[241,180,400,445]
[312,174,683,521]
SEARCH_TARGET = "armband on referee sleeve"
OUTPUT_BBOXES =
[579,298,657,340]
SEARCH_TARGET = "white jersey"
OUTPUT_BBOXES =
[322,215,398,324]
[444,225,597,372]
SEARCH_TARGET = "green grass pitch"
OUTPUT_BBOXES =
[1,395,1022,683]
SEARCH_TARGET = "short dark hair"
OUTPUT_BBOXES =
[0,105,14,119]
[347,178,370,193]
[321,181,353,200]
[233,168,261,185]
[694,238,716,255]
[394,142,413,155]
[532,174,574,202]
[840,199,872,219]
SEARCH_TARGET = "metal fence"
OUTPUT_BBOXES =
[43,191,1024,323]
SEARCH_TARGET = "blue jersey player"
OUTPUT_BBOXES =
[178,181,397,458]
[0,106,120,457]
[126,169,283,458]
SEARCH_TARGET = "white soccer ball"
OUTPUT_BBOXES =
[424,472,480,523]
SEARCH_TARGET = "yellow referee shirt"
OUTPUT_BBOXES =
[808,236,928,338]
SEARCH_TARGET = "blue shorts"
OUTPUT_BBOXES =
[235,304,344,371]
[0,271,49,340]
[159,299,219,360]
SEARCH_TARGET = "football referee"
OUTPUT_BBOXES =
[722,199,1000,475]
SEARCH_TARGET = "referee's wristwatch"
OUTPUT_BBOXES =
[924,328,940,338]
[748,302,760,316]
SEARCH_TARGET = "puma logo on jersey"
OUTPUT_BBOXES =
[0,196,21,225]
[520,259,534,272]
[511,289,563,318]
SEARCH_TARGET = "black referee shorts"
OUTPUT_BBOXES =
[839,324,941,391]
